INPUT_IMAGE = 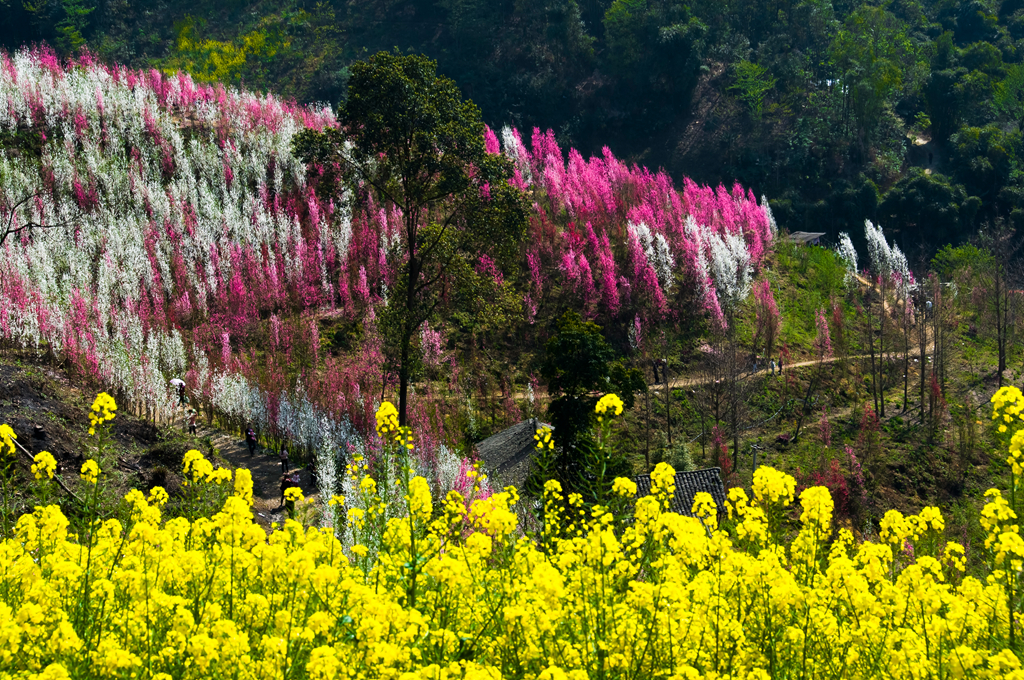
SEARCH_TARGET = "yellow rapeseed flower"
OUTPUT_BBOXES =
[595,393,624,420]
[4,393,1024,680]
[233,468,254,505]
[752,466,796,507]
[0,423,17,456]
[375,401,399,436]
[692,491,718,529]
[147,486,169,507]
[534,425,555,450]
[407,476,432,523]
[31,451,57,480]
[79,459,100,484]
[88,392,117,435]
[612,477,637,497]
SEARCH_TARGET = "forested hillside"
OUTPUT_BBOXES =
[0,42,1019,549]
[3,0,1023,258]
[6,12,1024,678]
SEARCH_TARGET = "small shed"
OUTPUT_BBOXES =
[475,418,547,490]
[632,468,727,517]
[786,231,826,246]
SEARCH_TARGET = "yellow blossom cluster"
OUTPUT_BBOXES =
[752,464,796,506]
[87,392,117,436]
[405,476,432,523]
[534,425,555,450]
[725,487,769,545]
[284,486,304,503]
[594,393,623,421]
[181,449,230,486]
[6,391,1024,679]
[233,469,254,506]
[691,491,717,530]
[611,477,636,497]
[375,401,399,436]
[3,457,1023,680]
[78,459,100,485]
[30,451,56,480]
[993,385,1024,433]
[0,423,16,456]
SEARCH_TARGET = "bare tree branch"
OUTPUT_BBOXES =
[0,192,79,247]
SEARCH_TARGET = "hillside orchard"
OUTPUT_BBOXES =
[0,48,774,502]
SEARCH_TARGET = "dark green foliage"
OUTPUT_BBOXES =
[12,0,1024,259]
[878,169,972,248]
[541,311,615,458]
[575,431,633,507]
[534,311,642,497]
[831,6,922,144]
[55,0,93,52]
[948,125,1017,199]
[542,312,616,402]
[931,242,986,279]
[730,60,777,120]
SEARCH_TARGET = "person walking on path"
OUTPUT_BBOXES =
[280,444,290,473]
[245,427,258,456]
[279,475,289,507]
[188,410,198,436]
[770,359,776,376]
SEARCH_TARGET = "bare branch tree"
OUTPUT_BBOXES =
[0,192,78,247]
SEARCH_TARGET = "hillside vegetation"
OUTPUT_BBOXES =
[1,27,1024,680]
[0,44,1020,556]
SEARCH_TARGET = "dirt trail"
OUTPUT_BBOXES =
[169,409,316,528]
[665,347,931,389]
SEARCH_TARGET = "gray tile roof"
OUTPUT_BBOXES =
[633,468,727,517]
[477,422,728,517]
[475,418,548,490]
[786,231,826,245]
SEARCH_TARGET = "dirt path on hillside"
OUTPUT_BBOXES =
[665,346,932,389]
[167,409,316,530]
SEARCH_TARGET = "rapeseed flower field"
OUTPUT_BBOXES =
[3,391,1024,679]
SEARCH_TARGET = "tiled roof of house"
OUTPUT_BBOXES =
[633,468,727,517]
[477,421,728,516]
[475,418,547,489]
[787,231,826,244]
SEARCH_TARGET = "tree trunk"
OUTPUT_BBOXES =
[997,272,1008,388]
[878,277,886,418]
[664,356,672,445]
[731,397,740,472]
[644,385,651,472]
[793,361,823,442]
[398,338,411,426]
[867,306,879,417]
[903,298,909,411]
[932,282,943,401]
[919,303,928,424]
[700,411,706,461]
[398,246,422,426]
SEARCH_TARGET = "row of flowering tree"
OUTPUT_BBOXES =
[0,47,776,502]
